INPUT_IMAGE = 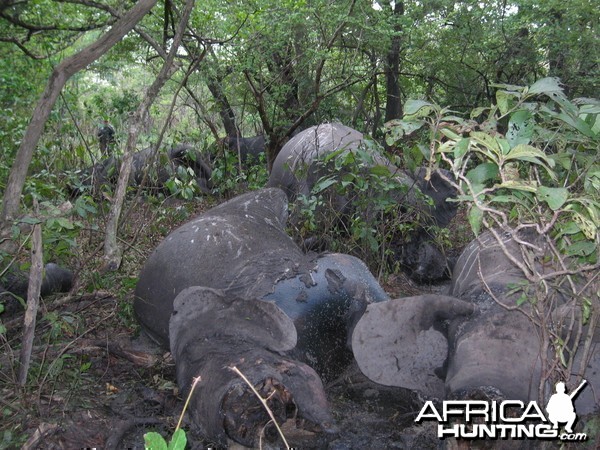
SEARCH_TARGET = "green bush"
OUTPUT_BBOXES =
[387,77,599,398]
[291,141,435,277]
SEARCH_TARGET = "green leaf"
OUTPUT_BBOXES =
[403,99,435,117]
[440,127,461,140]
[507,110,534,147]
[470,107,489,119]
[496,91,510,115]
[505,144,554,168]
[556,221,581,237]
[557,112,595,137]
[19,216,42,225]
[496,180,538,192]
[564,241,597,257]
[537,186,569,210]
[466,163,499,184]
[454,138,470,159]
[385,119,425,143]
[312,177,337,193]
[471,132,502,159]
[144,432,168,450]
[468,206,483,235]
[167,429,187,450]
[528,77,563,95]
[369,165,391,178]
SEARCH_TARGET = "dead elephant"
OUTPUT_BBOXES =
[219,134,266,165]
[0,263,73,316]
[134,188,389,447]
[353,230,599,422]
[71,144,212,196]
[267,123,458,282]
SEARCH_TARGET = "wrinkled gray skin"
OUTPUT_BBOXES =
[0,263,73,315]
[73,144,212,196]
[170,287,336,447]
[354,230,599,417]
[267,123,457,282]
[134,188,388,446]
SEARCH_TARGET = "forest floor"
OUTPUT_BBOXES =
[1,193,467,450]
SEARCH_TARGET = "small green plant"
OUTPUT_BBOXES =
[143,376,201,450]
[165,165,200,200]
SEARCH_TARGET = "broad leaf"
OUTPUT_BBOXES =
[507,110,534,147]
[466,163,499,184]
[404,99,435,117]
[537,186,568,210]
[528,77,563,95]
[168,429,187,450]
[144,432,168,450]
[468,206,483,235]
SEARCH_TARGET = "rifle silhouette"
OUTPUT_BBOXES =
[569,379,587,400]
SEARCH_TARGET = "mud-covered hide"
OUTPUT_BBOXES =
[0,263,73,315]
[267,123,381,201]
[134,187,389,378]
[352,230,600,415]
[447,230,599,413]
[134,188,299,343]
[72,144,212,195]
[170,287,336,447]
[352,294,474,399]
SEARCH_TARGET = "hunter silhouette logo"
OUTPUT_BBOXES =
[546,380,587,433]
[415,379,589,442]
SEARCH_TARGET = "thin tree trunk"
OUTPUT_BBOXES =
[102,0,195,271]
[18,201,42,386]
[0,0,157,231]
[384,1,404,123]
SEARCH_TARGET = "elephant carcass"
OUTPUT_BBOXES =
[267,123,458,281]
[0,263,73,315]
[134,188,388,446]
[221,134,266,165]
[72,145,212,195]
[267,123,456,227]
[353,230,599,416]
[170,286,335,447]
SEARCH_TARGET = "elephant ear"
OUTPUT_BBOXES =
[170,286,297,355]
[351,295,474,399]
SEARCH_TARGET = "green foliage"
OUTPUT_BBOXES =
[144,429,187,450]
[388,77,599,264]
[165,166,201,200]
[210,151,270,196]
[388,77,599,393]
[292,141,431,275]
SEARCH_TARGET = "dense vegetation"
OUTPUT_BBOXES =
[0,0,598,447]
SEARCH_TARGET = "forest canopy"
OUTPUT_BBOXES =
[1,0,597,172]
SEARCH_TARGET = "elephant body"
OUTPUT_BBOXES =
[73,144,212,196]
[221,134,266,164]
[267,123,458,282]
[353,230,599,418]
[134,188,389,446]
[0,263,73,315]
